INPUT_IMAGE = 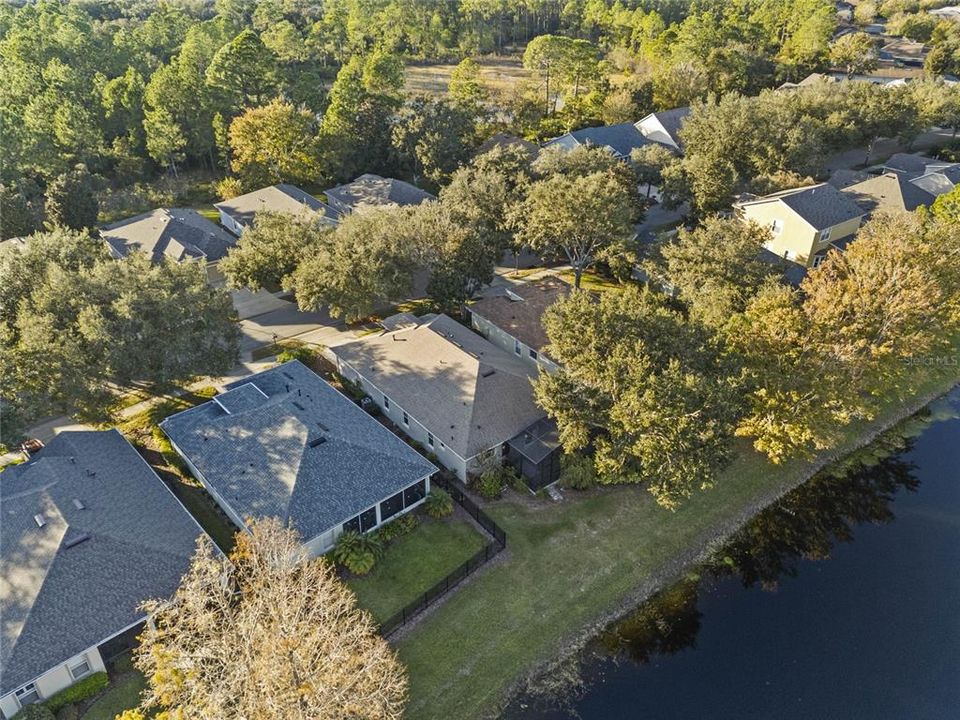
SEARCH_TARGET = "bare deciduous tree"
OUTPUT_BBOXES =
[134,519,407,720]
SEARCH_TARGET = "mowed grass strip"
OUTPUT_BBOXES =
[397,367,960,720]
[348,517,488,624]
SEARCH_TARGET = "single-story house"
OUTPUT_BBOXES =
[777,72,839,91]
[634,107,690,152]
[543,122,653,160]
[330,314,556,485]
[322,174,436,216]
[910,165,960,197]
[100,208,237,265]
[881,153,949,177]
[0,430,206,718]
[879,38,927,67]
[736,183,866,268]
[160,361,436,556]
[214,184,339,236]
[842,172,939,214]
[468,278,570,374]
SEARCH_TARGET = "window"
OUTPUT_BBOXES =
[529,349,539,361]
[514,339,521,356]
[383,394,391,409]
[769,219,784,234]
[402,411,409,427]
[812,252,828,268]
[403,479,427,506]
[819,226,832,243]
[15,683,40,706]
[439,441,446,450]
[359,507,378,532]
[342,516,361,534]
[380,492,405,521]
[69,656,91,680]
[427,433,434,448]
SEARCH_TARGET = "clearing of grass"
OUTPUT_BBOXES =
[348,516,488,624]
[405,56,531,96]
[80,671,147,720]
[396,366,960,720]
[557,270,627,293]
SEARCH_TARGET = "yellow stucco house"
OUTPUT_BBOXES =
[736,183,866,268]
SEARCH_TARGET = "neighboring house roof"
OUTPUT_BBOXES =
[738,183,865,230]
[544,122,652,159]
[828,168,872,189]
[478,133,539,157]
[757,248,809,287]
[323,174,436,214]
[777,73,836,91]
[214,184,338,230]
[469,278,570,358]
[101,208,237,263]
[635,107,691,150]
[0,430,205,694]
[331,314,546,460]
[160,361,435,542]
[882,152,937,176]
[909,166,960,196]
[842,172,938,213]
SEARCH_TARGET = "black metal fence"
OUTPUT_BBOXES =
[379,475,506,637]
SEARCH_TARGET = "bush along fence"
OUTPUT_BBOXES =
[379,475,507,637]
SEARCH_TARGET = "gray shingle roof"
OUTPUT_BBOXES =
[323,174,436,215]
[636,107,691,148]
[910,166,960,196]
[882,152,937,176]
[101,208,238,263]
[331,315,546,459]
[741,183,865,230]
[469,278,571,355]
[843,172,938,213]
[544,123,652,158]
[160,361,435,541]
[0,430,205,694]
[214,184,339,229]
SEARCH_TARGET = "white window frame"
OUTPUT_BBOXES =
[427,432,434,448]
[812,253,828,268]
[514,339,521,356]
[402,410,409,427]
[15,682,41,707]
[69,655,92,680]
[383,394,390,409]
[770,219,784,235]
[819,226,833,243]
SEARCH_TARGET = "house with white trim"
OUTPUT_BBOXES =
[330,314,555,484]
[100,207,238,266]
[214,184,339,236]
[161,361,436,555]
[634,106,690,152]
[0,430,207,718]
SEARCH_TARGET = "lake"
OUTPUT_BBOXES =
[505,390,960,720]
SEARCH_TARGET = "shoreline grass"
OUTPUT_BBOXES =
[396,368,960,720]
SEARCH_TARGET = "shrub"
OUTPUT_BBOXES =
[55,704,78,720]
[373,512,419,542]
[333,530,383,575]
[472,464,517,500]
[559,453,597,491]
[43,672,108,713]
[424,488,454,518]
[276,344,319,365]
[216,176,244,200]
[17,706,55,720]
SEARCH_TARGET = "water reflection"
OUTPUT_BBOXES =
[600,417,926,661]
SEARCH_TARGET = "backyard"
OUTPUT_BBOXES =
[394,365,960,720]
[347,513,489,624]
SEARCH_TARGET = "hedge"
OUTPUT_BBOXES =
[44,672,108,713]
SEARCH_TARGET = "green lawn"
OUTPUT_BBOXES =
[557,270,627,293]
[80,672,147,720]
[348,517,488,623]
[396,369,960,719]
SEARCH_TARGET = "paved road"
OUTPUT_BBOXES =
[824,127,954,173]
[238,302,339,357]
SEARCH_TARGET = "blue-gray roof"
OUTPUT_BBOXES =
[0,430,205,694]
[545,123,652,158]
[743,184,865,230]
[160,361,436,541]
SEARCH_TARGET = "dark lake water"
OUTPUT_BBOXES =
[505,390,960,720]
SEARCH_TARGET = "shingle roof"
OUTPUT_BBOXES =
[544,123,652,158]
[0,430,205,694]
[636,107,690,148]
[214,184,339,229]
[160,361,435,541]
[101,208,237,263]
[323,174,436,214]
[843,173,938,213]
[910,166,960,196]
[331,315,546,460]
[469,278,571,356]
[882,153,937,176]
[740,183,865,230]
[478,133,539,157]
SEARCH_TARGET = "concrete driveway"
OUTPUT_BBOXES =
[239,303,341,356]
